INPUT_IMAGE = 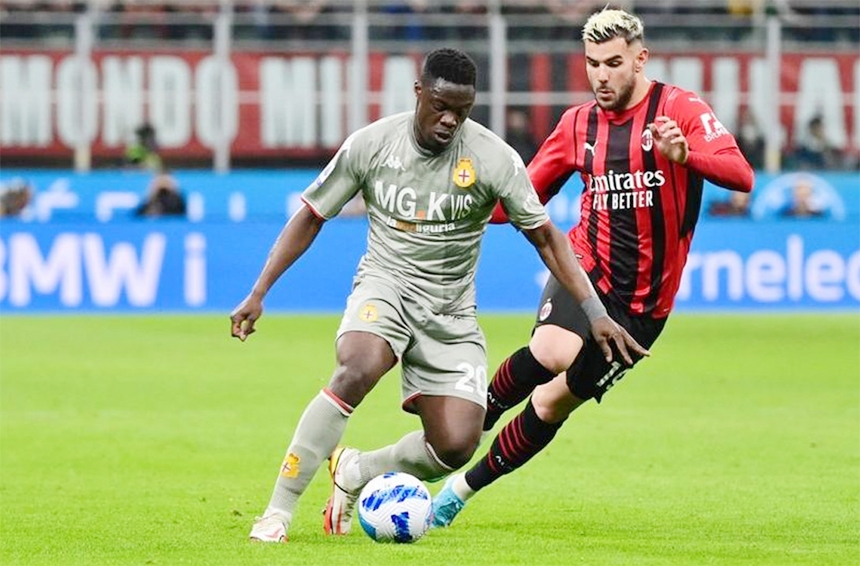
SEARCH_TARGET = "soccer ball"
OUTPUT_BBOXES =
[357,472,432,543]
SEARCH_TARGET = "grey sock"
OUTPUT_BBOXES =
[357,430,454,486]
[267,390,351,514]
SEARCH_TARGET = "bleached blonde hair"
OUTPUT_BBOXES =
[582,8,644,44]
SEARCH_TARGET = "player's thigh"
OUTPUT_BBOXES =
[331,331,398,405]
[566,312,666,403]
[530,325,585,374]
[336,276,412,359]
[401,310,488,414]
[531,273,590,372]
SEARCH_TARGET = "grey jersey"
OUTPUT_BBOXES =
[302,111,549,314]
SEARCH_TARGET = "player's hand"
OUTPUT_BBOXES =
[648,116,689,165]
[230,293,264,341]
[589,317,650,365]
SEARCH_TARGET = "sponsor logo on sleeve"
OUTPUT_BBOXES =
[700,112,729,142]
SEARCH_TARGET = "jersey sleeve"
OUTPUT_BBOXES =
[301,132,363,219]
[668,91,755,192]
[491,108,579,224]
[495,145,549,230]
[527,107,579,201]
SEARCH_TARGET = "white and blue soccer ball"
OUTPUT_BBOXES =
[357,472,432,543]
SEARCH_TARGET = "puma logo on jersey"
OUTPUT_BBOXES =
[584,141,598,156]
[383,155,405,171]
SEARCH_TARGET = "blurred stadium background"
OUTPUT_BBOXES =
[0,0,857,313]
[1,2,858,564]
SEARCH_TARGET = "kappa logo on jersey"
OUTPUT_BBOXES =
[383,154,405,171]
[641,128,654,151]
[280,453,301,478]
[359,303,378,322]
[584,140,598,156]
[453,158,476,188]
[700,112,729,142]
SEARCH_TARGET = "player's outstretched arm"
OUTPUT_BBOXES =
[523,221,650,364]
[649,115,754,192]
[230,205,325,341]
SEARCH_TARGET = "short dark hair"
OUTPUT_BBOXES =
[421,48,476,87]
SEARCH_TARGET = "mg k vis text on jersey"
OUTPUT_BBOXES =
[374,179,475,233]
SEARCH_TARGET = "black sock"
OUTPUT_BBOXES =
[484,346,556,430]
[466,399,565,492]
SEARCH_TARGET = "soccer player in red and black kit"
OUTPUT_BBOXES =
[431,7,755,526]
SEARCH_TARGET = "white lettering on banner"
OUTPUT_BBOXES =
[855,58,860,149]
[184,233,206,306]
[188,192,205,222]
[678,235,860,303]
[666,57,703,94]
[0,233,166,307]
[34,179,79,222]
[195,56,239,148]
[95,192,140,222]
[101,56,144,146]
[260,57,318,148]
[382,56,417,117]
[149,56,192,147]
[7,234,83,306]
[56,57,99,146]
[82,234,165,306]
[0,55,52,146]
[319,56,344,147]
[0,53,856,153]
[794,58,847,148]
[711,58,739,132]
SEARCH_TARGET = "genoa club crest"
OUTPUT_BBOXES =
[453,158,476,189]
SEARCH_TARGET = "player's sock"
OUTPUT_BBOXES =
[450,473,476,501]
[354,430,454,487]
[484,346,557,430]
[465,399,564,492]
[267,388,353,514]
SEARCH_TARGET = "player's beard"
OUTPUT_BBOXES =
[595,72,637,111]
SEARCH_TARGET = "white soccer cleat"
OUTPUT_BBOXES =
[249,512,288,543]
[323,446,361,535]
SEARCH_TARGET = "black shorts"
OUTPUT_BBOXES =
[533,274,666,403]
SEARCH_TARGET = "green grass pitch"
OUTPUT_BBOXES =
[1,313,858,565]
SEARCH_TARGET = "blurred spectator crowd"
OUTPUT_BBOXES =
[1,1,858,43]
[1,1,857,173]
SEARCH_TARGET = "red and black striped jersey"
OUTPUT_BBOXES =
[525,82,754,318]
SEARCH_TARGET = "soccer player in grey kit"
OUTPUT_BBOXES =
[230,47,648,542]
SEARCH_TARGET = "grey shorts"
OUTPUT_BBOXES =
[336,277,488,413]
